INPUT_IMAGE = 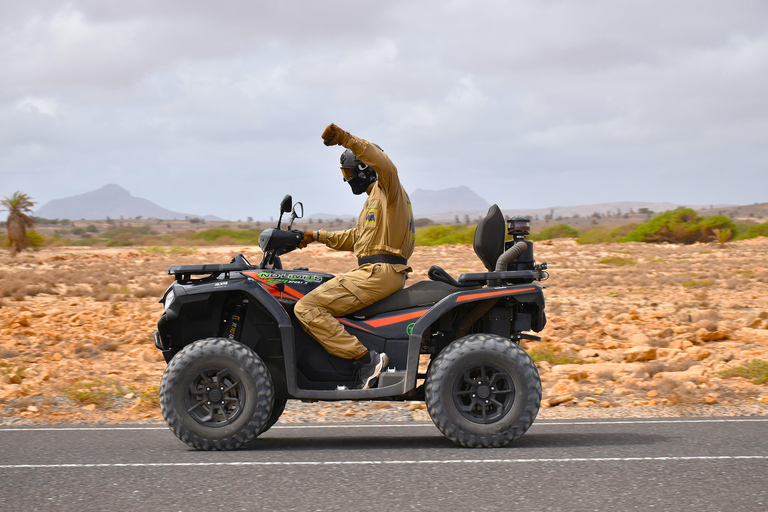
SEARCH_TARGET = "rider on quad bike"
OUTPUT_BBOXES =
[295,123,416,390]
[155,131,549,451]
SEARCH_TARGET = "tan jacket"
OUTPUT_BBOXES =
[314,135,415,265]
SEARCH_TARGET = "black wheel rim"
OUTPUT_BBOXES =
[184,368,245,427]
[452,361,515,424]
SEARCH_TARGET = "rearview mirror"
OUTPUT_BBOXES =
[280,194,293,214]
[291,202,304,219]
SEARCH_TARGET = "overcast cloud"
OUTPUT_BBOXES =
[2,0,767,220]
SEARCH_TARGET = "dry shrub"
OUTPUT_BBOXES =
[646,362,667,377]
[0,347,20,358]
[665,357,697,373]
[656,377,698,404]
[133,284,167,298]
[647,336,669,348]
[596,368,616,380]
[74,343,101,358]
[98,340,119,352]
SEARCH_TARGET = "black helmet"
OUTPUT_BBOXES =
[340,148,378,195]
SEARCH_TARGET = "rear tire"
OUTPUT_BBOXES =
[159,337,274,450]
[425,334,541,448]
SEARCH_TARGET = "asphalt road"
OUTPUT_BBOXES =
[1,417,766,512]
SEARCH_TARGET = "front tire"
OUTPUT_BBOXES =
[159,337,274,450]
[425,334,541,448]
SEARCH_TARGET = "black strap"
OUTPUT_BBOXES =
[358,254,408,266]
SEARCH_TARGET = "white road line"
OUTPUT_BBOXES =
[1,455,767,470]
[1,418,766,432]
[1,417,767,432]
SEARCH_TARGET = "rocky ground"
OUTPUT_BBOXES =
[0,239,766,426]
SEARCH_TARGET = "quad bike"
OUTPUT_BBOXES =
[154,194,548,450]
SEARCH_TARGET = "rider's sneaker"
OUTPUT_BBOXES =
[357,350,388,390]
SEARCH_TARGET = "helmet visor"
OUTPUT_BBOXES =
[341,167,355,181]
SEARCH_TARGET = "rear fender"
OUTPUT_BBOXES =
[403,283,546,389]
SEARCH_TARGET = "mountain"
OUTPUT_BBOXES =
[410,186,490,217]
[35,184,225,221]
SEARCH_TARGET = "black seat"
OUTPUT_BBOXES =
[349,280,471,318]
[473,204,505,272]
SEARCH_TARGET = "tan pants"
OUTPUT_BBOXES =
[294,263,407,359]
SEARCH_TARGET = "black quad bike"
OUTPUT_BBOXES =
[154,195,548,450]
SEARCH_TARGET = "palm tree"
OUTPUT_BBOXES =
[1,191,36,257]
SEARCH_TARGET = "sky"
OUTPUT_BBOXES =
[2,0,767,221]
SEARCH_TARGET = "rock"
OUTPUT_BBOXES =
[82,404,97,411]
[687,347,712,361]
[578,349,601,359]
[0,384,23,400]
[646,390,659,398]
[703,393,719,404]
[629,333,651,345]
[548,380,578,396]
[697,329,728,342]
[654,365,709,383]
[27,405,39,413]
[567,370,591,381]
[624,346,657,362]
[544,394,575,407]
[8,374,22,385]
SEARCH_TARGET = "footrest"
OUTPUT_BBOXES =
[378,370,406,387]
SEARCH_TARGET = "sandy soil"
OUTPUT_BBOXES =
[1,239,767,425]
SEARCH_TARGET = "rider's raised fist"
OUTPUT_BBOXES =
[322,123,348,146]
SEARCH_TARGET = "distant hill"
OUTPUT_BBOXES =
[410,186,490,217]
[35,184,225,221]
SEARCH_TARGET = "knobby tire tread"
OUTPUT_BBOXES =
[159,337,273,451]
[425,333,541,448]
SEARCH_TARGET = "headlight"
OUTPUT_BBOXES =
[164,289,175,311]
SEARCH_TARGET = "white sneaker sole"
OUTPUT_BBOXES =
[362,353,389,390]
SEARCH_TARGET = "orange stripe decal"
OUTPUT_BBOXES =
[243,272,305,300]
[338,318,376,334]
[456,288,536,302]
[364,309,429,328]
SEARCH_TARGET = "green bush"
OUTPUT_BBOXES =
[190,228,262,245]
[531,223,579,241]
[416,225,476,246]
[577,224,637,244]
[735,221,768,240]
[101,226,152,240]
[597,256,637,266]
[719,359,768,384]
[1,230,45,249]
[622,208,735,244]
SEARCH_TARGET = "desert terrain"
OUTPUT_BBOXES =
[0,238,767,425]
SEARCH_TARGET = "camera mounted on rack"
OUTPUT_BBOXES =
[507,216,531,240]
